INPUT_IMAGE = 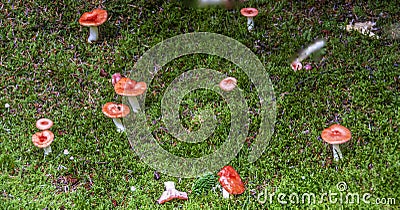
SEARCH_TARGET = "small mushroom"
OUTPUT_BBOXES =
[321,124,352,161]
[304,64,313,71]
[217,165,245,198]
[102,102,130,132]
[111,73,123,86]
[291,60,302,71]
[114,77,147,113]
[240,8,258,31]
[157,181,188,204]
[79,8,108,43]
[219,77,237,92]
[32,130,54,156]
[36,118,53,130]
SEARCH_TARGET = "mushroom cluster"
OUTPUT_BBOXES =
[32,118,55,156]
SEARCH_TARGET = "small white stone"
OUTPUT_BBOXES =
[69,156,74,160]
[63,149,69,155]
[130,186,136,192]
[5,103,10,108]
[302,176,305,180]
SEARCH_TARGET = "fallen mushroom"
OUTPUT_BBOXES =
[79,8,108,43]
[114,77,147,113]
[219,77,237,92]
[32,130,54,156]
[157,181,188,204]
[217,165,245,198]
[36,118,53,130]
[321,124,352,161]
[102,102,130,132]
[240,8,258,31]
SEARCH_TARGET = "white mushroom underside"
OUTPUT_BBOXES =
[222,188,230,198]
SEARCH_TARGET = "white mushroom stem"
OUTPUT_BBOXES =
[222,188,230,199]
[128,96,140,113]
[88,26,99,43]
[332,144,343,161]
[44,146,52,156]
[112,118,125,132]
[247,17,254,31]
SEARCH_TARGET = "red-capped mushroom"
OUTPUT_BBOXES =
[114,77,147,113]
[321,124,352,161]
[36,118,53,130]
[219,77,237,92]
[157,181,188,204]
[291,60,302,71]
[240,8,258,31]
[102,102,130,132]
[217,165,245,198]
[32,130,54,156]
[79,8,108,43]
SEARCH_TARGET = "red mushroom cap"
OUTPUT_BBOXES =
[219,77,237,92]
[112,73,123,86]
[291,60,302,71]
[102,102,130,118]
[240,8,259,17]
[32,130,54,148]
[36,118,53,130]
[321,124,352,144]
[79,8,108,27]
[114,77,147,96]
[217,165,245,195]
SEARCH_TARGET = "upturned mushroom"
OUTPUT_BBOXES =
[217,165,245,198]
[32,130,54,156]
[36,118,53,130]
[157,181,188,204]
[219,77,237,92]
[114,77,147,113]
[102,102,130,132]
[240,8,258,31]
[79,8,108,43]
[321,124,352,161]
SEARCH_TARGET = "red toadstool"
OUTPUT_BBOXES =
[36,118,53,130]
[79,8,108,43]
[291,60,302,71]
[219,77,237,92]
[217,165,245,198]
[321,124,352,161]
[32,130,54,156]
[102,102,130,132]
[157,181,188,204]
[114,77,147,113]
[240,8,258,31]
